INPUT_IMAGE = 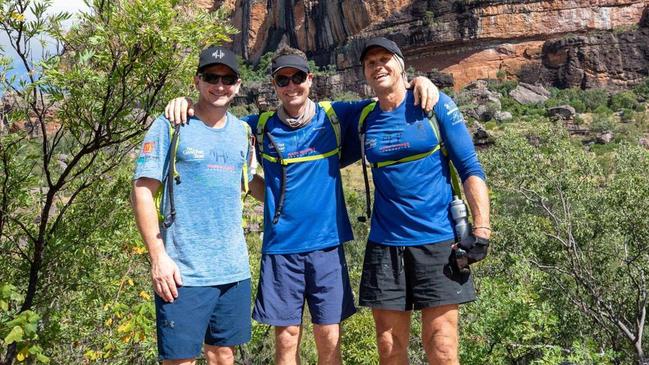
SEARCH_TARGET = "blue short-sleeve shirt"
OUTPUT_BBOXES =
[134,113,253,286]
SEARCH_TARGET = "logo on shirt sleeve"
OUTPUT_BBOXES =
[142,142,155,155]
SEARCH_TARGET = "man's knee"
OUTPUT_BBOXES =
[422,306,459,364]
[276,326,301,350]
[313,324,340,348]
[204,345,235,365]
[376,330,408,359]
[424,334,457,362]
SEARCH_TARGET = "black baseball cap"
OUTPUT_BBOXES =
[360,37,404,62]
[197,46,239,75]
[271,55,309,75]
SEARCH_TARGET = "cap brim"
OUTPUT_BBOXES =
[271,65,309,75]
[198,63,239,76]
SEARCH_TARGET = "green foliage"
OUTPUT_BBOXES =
[230,103,259,118]
[238,52,273,84]
[546,88,610,113]
[591,112,615,133]
[423,10,438,27]
[632,78,649,99]
[612,24,638,34]
[331,90,361,102]
[0,0,236,363]
[482,123,649,364]
[238,52,337,84]
[0,285,49,363]
[609,90,642,112]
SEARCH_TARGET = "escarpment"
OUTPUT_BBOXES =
[208,0,649,96]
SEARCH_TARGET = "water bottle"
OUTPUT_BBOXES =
[449,196,471,242]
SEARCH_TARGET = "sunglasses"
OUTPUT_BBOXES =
[274,71,308,87]
[199,73,238,86]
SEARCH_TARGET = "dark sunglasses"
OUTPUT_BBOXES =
[199,73,238,86]
[274,71,307,87]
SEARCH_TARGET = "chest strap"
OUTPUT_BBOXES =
[255,101,341,166]
[356,102,463,222]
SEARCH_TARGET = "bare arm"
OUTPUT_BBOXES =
[248,174,265,202]
[462,175,491,240]
[131,178,182,302]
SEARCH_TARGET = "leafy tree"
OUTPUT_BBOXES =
[0,0,235,363]
[483,124,649,365]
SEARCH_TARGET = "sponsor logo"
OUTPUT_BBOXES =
[380,142,411,152]
[183,147,205,160]
[207,164,235,171]
[450,112,465,126]
[141,141,154,155]
[268,142,285,153]
[212,49,225,59]
[365,138,377,149]
[287,147,316,158]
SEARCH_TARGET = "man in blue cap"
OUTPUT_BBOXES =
[132,45,261,365]
[163,45,439,365]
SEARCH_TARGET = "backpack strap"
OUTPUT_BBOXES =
[357,101,377,222]
[241,122,253,195]
[154,120,182,226]
[255,111,275,165]
[358,101,377,136]
[256,103,341,165]
[318,101,341,156]
[427,111,463,199]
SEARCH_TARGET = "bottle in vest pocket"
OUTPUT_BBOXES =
[450,196,470,241]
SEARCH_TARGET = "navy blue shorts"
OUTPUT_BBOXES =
[253,245,356,326]
[155,279,252,361]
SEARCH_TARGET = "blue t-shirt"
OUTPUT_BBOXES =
[244,100,369,254]
[133,113,253,286]
[363,91,485,246]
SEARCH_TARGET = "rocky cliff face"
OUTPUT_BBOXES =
[535,11,649,89]
[207,0,649,96]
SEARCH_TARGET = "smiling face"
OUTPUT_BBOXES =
[362,47,405,95]
[272,67,313,116]
[194,64,241,108]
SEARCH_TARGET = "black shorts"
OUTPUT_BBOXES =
[359,240,476,311]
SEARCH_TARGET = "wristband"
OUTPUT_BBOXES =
[472,226,492,232]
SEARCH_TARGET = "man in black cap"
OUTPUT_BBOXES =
[357,37,491,365]
[133,45,262,365]
[163,45,439,365]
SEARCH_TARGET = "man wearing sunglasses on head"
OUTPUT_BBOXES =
[132,45,263,365]
[164,46,439,365]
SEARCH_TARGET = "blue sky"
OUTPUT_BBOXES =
[1,0,87,90]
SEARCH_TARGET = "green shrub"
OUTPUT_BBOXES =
[609,91,642,112]
[632,78,649,99]
[487,79,518,96]
[331,90,361,102]
[591,113,615,133]
[593,104,613,115]
[546,88,610,113]
[230,103,259,117]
